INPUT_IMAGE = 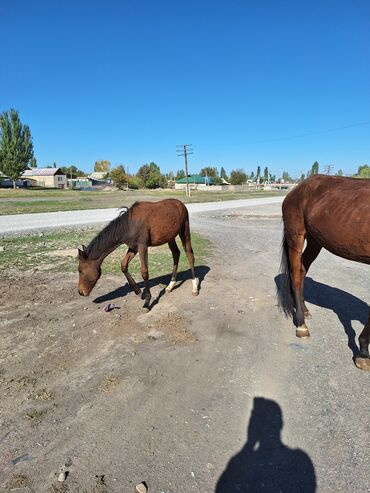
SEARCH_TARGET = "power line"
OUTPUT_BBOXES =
[255,120,370,144]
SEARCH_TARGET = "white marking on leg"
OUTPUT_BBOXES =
[165,280,176,293]
[192,277,199,293]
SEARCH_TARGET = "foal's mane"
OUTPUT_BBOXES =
[85,207,131,259]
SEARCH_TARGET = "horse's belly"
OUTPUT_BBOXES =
[308,221,370,264]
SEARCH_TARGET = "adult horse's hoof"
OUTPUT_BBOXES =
[134,288,142,296]
[296,326,310,338]
[354,356,370,371]
[192,290,199,296]
[141,306,150,313]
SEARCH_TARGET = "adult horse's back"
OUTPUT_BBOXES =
[278,174,370,370]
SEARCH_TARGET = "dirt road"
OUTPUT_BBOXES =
[1,203,369,492]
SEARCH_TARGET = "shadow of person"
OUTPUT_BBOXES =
[216,397,316,492]
[275,274,368,358]
[93,265,210,304]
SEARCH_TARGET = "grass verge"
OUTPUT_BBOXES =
[0,227,212,277]
[0,188,286,215]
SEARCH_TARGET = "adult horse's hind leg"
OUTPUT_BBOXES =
[165,239,180,293]
[301,234,322,318]
[287,233,309,337]
[121,247,141,295]
[180,221,199,296]
[355,312,370,370]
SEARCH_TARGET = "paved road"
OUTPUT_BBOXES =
[0,196,284,234]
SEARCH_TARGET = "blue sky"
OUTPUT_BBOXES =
[1,0,369,177]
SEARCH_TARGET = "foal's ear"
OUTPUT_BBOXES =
[78,248,87,259]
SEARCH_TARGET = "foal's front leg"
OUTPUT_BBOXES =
[139,245,151,311]
[121,247,141,295]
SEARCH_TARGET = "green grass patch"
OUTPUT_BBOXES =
[0,188,286,215]
[0,228,212,277]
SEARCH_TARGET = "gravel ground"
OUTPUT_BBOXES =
[0,202,369,492]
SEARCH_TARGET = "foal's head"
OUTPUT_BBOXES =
[77,246,101,296]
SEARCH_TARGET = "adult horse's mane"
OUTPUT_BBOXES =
[85,206,133,259]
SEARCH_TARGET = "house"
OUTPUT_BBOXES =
[22,168,67,188]
[175,174,213,190]
[0,171,36,188]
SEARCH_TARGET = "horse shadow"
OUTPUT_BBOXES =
[93,265,210,308]
[275,274,368,357]
[215,397,316,492]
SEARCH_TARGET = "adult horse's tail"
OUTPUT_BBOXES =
[277,232,294,318]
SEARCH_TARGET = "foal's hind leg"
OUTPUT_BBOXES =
[180,223,199,295]
[287,234,309,337]
[354,311,370,370]
[301,234,322,318]
[165,240,180,293]
[121,247,141,295]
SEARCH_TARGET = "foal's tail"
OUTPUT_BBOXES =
[180,209,192,248]
[277,232,294,318]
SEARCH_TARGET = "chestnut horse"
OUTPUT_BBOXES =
[78,199,199,309]
[278,174,370,370]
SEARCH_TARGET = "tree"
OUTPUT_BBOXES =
[230,169,247,185]
[137,162,165,188]
[110,165,127,189]
[0,109,34,188]
[250,171,255,179]
[220,166,228,181]
[264,166,269,182]
[336,169,343,177]
[311,161,319,174]
[300,173,306,181]
[94,160,111,173]
[176,169,185,180]
[282,171,292,182]
[60,165,86,179]
[354,164,370,178]
[30,157,37,168]
[256,166,261,179]
[200,166,218,178]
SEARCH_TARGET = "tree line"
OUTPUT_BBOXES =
[0,109,369,189]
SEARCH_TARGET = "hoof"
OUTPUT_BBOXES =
[191,277,199,296]
[296,326,310,338]
[354,356,370,371]
[141,306,150,313]
[135,288,141,296]
[165,281,176,293]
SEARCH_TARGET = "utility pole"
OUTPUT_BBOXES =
[176,144,193,197]
[324,164,334,175]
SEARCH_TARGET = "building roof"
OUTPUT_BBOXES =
[176,174,213,184]
[22,168,64,177]
[89,171,108,180]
